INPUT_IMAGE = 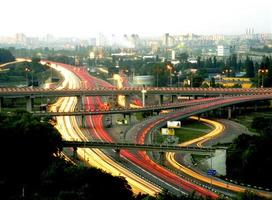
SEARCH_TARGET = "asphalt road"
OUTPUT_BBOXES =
[203,118,257,146]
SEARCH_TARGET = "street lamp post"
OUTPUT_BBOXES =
[167,64,172,87]
[258,68,269,88]
[141,85,147,107]
[25,67,32,87]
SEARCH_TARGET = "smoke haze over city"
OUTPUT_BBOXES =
[1,0,271,37]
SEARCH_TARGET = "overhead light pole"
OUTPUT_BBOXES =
[167,64,173,87]
[258,68,269,88]
[25,67,32,87]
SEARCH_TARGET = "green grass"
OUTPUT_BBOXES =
[233,115,251,125]
[233,112,265,132]
[233,110,272,133]
[191,154,208,163]
[155,119,212,144]
[175,128,208,143]
[182,121,211,130]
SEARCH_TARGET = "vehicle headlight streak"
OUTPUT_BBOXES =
[48,63,160,195]
[166,117,246,193]
[114,73,218,198]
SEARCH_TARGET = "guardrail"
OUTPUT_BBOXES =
[62,141,220,155]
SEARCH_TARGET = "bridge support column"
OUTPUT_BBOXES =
[26,96,34,112]
[219,108,222,117]
[171,95,178,103]
[72,147,78,159]
[128,113,132,125]
[115,148,121,161]
[194,95,198,100]
[81,115,86,128]
[142,93,146,107]
[0,97,3,112]
[159,152,165,165]
[77,95,84,111]
[125,95,131,108]
[254,102,258,111]
[227,107,232,119]
[158,95,163,106]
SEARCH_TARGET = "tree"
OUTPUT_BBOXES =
[212,56,217,68]
[245,56,255,78]
[149,62,169,87]
[177,52,189,64]
[196,56,202,68]
[0,111,62,197]
[262,56,272,87]
[41,160,134,200]
[192,75,204,87]
[236,190,270,200]
[230,54,238,71]
[0,48,15,64]
[227,131,272,188]
[210,77,216,87]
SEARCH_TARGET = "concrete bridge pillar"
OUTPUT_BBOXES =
[171,95,178,103]
[142,93,146,107]
[72,147,78,159]
[26,96,34,112]
[0,97,3,112]
[219,107,222,117]
[124,95,131,108]
[77,95,84,111]
[115,148,121,161]
[159,151,165,165]
[158,95,163,106]
[227,107,232,119]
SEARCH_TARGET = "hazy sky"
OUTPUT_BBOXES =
[1,0,271,37]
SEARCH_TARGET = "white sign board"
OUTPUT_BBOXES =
[167,121,181,128]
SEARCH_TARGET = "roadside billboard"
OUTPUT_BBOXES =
[167,121,181,128]
[161,128,175,136]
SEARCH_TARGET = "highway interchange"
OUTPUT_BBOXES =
[1,59,272,198]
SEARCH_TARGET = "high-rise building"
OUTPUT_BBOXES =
[163,33,169,47]
[217,45,230,57]
[96,33,107,46]
[171,50,176,60]
[15,33,26,43]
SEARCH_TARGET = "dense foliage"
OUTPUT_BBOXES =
[47,55,76,65]
[0,110,211,200]
[226,116,272,188]
[0,111,62,198]
[40,159,134,200]
[0,57,50,85]
[0,48,15,64]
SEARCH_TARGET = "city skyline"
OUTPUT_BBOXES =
[1,0,271,38]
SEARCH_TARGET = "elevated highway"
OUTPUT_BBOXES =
[62,141,223,155]
[125,93,272,197]
[1,87,272,98]
[30,94,272,117]
[1,86,272,112]
[32,97,220,116]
